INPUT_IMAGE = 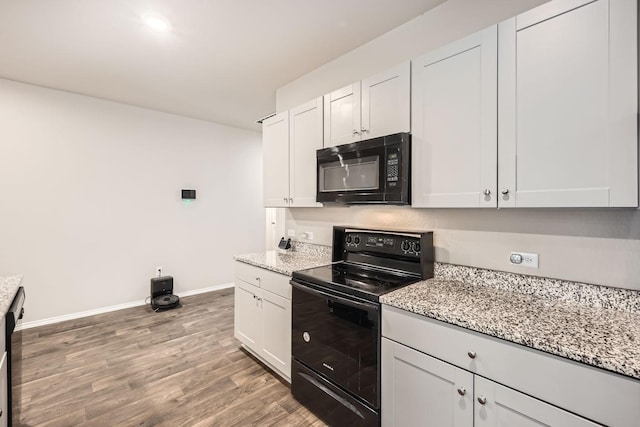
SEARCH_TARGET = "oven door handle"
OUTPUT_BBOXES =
[291,281,379,311]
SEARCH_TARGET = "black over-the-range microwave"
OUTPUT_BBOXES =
[316,132,410,205]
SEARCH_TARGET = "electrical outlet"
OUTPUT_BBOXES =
[303,231,314,240]
[155,266,163,277]
[287,229,296,237]
[509,252,539,268]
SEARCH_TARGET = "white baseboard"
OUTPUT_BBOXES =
[19,282,235,330]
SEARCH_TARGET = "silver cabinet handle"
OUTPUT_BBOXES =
[457,388,466,396]
[467,351,476,359]
[289,197,293,203]
[483,189,491,196]
[477,396,487,405]
[352,129,359,135]
[283,197,288,202]
[252,295,256,299]
[501,188,510,195]
[361,127,367,133]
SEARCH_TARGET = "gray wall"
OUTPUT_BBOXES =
[276,0,640,290]
[0,78,265,323]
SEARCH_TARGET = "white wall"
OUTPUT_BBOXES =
[276,0,640,291]
[0,78,265,323]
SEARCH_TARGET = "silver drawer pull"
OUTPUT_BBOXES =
[467,351,477,359]
[477,396,487,405]
[457,388,466,396]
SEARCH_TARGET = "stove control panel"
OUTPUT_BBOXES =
[344,232,421,257]
[334,226,434,279]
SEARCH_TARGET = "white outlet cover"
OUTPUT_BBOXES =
[305,231,314,240]
[287,229,296,237]
[509,252,539,268]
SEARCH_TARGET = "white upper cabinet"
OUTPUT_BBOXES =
[262,111,289,208]
[262,98,323,208]
[498,0,638,207]
[323,62,410,147]
[412,26,498,208]
[323,83,361,147]
[289,98,323,207]
[361,62,410,140]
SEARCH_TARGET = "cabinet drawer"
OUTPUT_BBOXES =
[235,262,291,299]
[382,305,640,427]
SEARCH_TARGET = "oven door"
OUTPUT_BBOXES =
[291,280,380,408]
[316,133,410,205]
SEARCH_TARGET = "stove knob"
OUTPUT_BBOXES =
[346,235,352,244]
[303,331,311,343]
[412,242,421,253]
[401,240,410,251]
[354,236,361,245]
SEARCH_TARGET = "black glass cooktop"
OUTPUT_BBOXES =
[291,261,421,302]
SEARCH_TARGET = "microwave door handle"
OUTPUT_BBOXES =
[291,281,379,311]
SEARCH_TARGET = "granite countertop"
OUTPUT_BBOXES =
[234,243,332,276]
[381,276,640,380]
[0,275,23,315]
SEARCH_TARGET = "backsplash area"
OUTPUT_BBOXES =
[284,206,640,291]
[284,241,640,313]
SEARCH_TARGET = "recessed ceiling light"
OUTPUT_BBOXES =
[142,14,171,32]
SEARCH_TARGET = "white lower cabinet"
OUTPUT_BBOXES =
[0,352,6,427]
[382,305,640,427]
[382,338,473,426]
[383,338,600,427]
[234,262,291,381]
[474,376,599,427]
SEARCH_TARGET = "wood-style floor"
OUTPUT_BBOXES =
[17,289,326,426]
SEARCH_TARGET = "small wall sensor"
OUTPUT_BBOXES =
[181,189,196,200]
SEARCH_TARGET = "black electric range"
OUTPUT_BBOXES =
[290,226,434,427]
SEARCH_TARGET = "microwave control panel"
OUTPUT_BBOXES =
[386,148,400,187]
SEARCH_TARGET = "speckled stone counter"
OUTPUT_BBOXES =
[233,243,332,276]
[381,264,640,380]
[0,275,23,315]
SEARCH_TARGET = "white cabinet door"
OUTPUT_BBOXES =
[381,338,473,427]
[262,112,290,207]
[323,83,361,147]
[0,352,6,427]
[235,263,292,380]
[289,97,323,207]
[474,376,600,427]
[259,289,291,379]
[498,0,637,207]
[361,61,410,140]
[412,26,498,208]
[234,280,261,349]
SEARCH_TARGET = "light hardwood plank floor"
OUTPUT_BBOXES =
[16,288,326,426]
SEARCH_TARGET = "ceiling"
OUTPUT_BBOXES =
[0,0,445,131]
